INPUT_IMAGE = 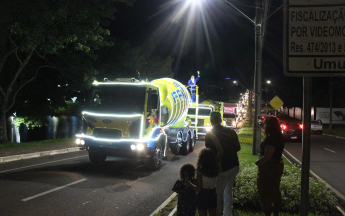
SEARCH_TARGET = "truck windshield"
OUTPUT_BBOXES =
[224,114,236,118]
[188,108,212,116]
[88,85,147,114]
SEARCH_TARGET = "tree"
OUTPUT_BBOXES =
[0,0,134,142]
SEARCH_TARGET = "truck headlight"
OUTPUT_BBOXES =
[131,143,145,151]
[76,138,85,145]
[136,143,145,151]
[206,127,211,131]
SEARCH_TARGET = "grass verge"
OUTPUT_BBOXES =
[0,138,75,149]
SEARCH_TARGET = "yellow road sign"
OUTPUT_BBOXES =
[270,96,284,110]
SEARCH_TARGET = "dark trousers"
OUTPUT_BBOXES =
[257,159,284,214]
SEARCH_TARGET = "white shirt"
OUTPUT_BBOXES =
[202,175,217,189]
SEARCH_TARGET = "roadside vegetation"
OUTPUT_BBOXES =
[0,138,74,149]
[155,113,340,216]
[323,124,345,138]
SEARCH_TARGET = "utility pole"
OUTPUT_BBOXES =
[252,0,263,155]
[249,76,253,127]
[329,77,333,134]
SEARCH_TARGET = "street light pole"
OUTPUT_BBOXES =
[253,0,263,155]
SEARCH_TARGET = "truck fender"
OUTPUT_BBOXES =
[165,128,183,154]
[181,127,190,142]
[191,129,197,139]
[147,127,166,152]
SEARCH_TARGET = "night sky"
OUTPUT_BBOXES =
[111,0,345,108]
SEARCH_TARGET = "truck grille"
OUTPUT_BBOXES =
[190,118,205,126]
[93,128,122,139]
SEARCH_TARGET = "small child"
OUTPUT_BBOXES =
[172,163,197,216]
[185,148,222,216]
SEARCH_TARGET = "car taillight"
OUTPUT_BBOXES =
[299,124,303,129]
[281,125,287,130]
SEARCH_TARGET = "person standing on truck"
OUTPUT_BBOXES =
[188,71,200,103]
[205,111,241,216]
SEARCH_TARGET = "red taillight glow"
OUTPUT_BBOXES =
[299,124,303,129]
[280,124,287,130]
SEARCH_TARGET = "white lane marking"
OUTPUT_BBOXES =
[324,148,336,153]
[22,178,87,202]
[0,155,88,174]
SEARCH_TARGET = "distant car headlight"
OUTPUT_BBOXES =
[76,138,85,145]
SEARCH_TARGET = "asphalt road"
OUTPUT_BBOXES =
[284,134,345,202]
[0,140,207,216]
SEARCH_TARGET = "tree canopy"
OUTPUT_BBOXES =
[0,0,175,142]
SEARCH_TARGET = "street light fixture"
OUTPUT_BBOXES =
[233,80,249,91]
[179,0,271,155]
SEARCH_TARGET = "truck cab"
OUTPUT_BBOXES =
[187,104,214,136]
[76,78,195,169]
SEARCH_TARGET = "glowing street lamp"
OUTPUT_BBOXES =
[176,0,269,155]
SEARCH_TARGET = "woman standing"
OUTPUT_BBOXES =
[255,116,285,216]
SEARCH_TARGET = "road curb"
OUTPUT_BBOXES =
[0,147,81,164]
[323,133,345,140]
[150,192,177,216]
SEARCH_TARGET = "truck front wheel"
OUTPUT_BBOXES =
[89,147,107,164]
[146,143,163,170]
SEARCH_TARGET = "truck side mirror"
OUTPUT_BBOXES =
[158,85,167,103]
[161,106,169,125]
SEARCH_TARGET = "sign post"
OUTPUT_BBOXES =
[284,1,345,215]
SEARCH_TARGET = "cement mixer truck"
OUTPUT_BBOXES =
[75,78,196,169]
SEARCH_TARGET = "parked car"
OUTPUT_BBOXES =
[280,122,303,141]
[311,120,323,134]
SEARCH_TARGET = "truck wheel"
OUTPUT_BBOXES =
[189,134,196,152]
[181,134,191,155]
[146,143,163,170]
[89,147,107,164]
[171,143,180,155]
[170,133,182,155]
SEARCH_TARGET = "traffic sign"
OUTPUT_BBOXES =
[269,95,284,110]
[283,0,345,76]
